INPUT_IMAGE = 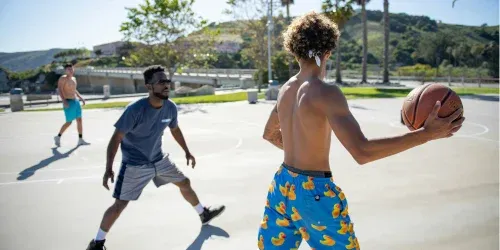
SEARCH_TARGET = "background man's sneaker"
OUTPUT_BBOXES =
[200,205,225,225]
[86,239,106,250]
[78,138,90,146]
[54,136,60,147]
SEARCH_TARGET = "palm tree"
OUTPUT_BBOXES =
[382,0,390,84]
[355,0,370,84]
[322,0,355,84]
[281,0,295,78]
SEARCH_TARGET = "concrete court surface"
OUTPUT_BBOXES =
[0,95,498,250]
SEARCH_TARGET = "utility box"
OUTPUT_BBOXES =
[247,90,258,104]
[10,88,24,112]
[103,85,110,99]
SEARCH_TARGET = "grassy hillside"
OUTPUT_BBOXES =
[0,48,67,72]
[2,10,498,77]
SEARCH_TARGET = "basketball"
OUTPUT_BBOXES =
[401,83,463,131]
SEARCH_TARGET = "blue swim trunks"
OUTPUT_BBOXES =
[258,163,360,250]
[63,99,82,122]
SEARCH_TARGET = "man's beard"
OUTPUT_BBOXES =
[153,90,169,100]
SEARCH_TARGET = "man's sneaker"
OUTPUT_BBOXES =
[200,205,225,225]
[78,138,90,146]
[86,239,106,250]
[54,136,60,147]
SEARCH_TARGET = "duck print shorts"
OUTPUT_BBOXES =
[257,163,360,250]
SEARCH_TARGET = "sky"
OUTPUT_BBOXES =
[0,0,498,53]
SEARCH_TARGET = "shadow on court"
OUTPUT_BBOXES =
[185,225,230,250]
[17,146,81,180]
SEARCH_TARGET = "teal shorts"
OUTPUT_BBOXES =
[258,163,360,250]
[63,99,82,122]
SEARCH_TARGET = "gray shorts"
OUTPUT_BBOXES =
[113,156,187,201]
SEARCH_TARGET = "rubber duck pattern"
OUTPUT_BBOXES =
[257,164,360,249]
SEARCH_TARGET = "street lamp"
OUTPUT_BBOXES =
[267,0,273,84]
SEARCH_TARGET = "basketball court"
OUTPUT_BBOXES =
[0,96,498,250]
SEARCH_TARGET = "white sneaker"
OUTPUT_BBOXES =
[78,138,89,146]
[54,136,61,147]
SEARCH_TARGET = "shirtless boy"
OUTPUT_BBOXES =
[54,63,87,146]
[257,12,464,249]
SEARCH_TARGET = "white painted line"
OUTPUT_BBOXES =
[57,179,63,184]
[463,121,489,137]
[0,176,100,186]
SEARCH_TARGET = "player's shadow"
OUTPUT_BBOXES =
[17,146,80,180]
[185,225,230,250]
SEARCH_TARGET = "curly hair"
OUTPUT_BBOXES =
[143,65,165,84]
[283,11,340,61]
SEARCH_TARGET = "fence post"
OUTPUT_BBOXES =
[448,67,451,86]
[461,75,464,87]
[477,70,482,88]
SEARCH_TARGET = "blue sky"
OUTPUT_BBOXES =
[0,0,498,53]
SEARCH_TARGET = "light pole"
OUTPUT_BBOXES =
[267,0,273,84]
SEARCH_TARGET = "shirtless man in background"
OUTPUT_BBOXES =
[257,12,464,249]
[54,63,88,147]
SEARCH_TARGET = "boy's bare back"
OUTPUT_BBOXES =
[277,76,336,172]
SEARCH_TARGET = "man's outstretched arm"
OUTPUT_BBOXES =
[103,129,124,190]
[321,85,464,165]
[170,126,196,168]
[263,104,283,150]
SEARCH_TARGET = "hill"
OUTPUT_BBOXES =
[339,10,498,67]
[2,10,498,77]
[0,48,67,72]
[191,10,498,79]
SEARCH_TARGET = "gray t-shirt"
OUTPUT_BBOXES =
[114,97,178,166]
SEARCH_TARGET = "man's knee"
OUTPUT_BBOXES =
[112,199,129,213]
[176,178,192,191]
[65,121,72,126]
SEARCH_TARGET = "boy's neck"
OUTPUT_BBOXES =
[297,61,324,81]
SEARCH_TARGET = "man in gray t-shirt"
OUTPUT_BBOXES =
[86,65,225,250]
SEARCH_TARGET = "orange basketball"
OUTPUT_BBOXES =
[401,83,463,131]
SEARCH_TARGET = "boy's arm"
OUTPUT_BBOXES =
[262,104,283,150]
[74,77,86,105]
[321,85,464,165]
[57,77,68,107]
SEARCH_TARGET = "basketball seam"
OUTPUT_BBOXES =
[402,110,416,130]
[411,84,432,127]
[414,88,452,129]
[440,90,452,109]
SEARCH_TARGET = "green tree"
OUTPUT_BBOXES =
[481,42,499,78]
[225,0,284,89]
[94,49,102,58]
[322,0,355,84]
[418,31,456,76]
[382,0,390,83]
[120,0,217,80]
[281,0,295,78]
[355,0,370,84]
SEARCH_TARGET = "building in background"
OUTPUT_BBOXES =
[93,41,125,56]
[215,40,241,54]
